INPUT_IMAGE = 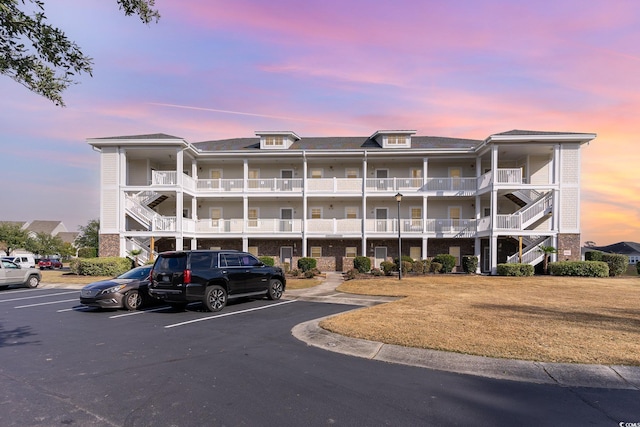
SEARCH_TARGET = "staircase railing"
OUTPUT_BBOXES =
[506,236,553,264]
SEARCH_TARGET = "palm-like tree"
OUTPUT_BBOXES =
[129,249,143,266]
[538,245,557,274]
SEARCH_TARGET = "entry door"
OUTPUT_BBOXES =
[449,246,461,271]
[281,170,293,191]
[280,247,293,270]
[376,169,389,190]
[281,208,293,232]
[449,167,462,190]
[449,206,461,231]
[376,208,388,232]
[374,247,387,269]
[483,246,490,272]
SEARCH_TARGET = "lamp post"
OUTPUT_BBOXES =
[395,192,403,280]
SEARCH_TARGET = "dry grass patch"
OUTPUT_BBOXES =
[320,275,640,365]
[40,269,111,285]
[286,277,323,290]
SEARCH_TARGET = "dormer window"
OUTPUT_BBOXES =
[256,131,300,150]
[386,135,407,146]
[265,136,284,147]
[370,130,416,149]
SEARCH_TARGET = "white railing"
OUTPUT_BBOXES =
[247,178,303,192]
[196,219,244,233]
[477,216,491,232]
[365,177,422,192]
[125,238,151,265]
[507,236,553,264]
[424,177,476,192]
[306,219,362,234]
[153,216,176,231]
[477,171,492,190]
[125,196,155,228]
[496,168,523,184]
[496,214,522,230]
[182,174,196,192]
[425,219,477,236]
[152,170,177,185]
[197,179,244,192]
[519,193,552,228]
[307,178,363,193]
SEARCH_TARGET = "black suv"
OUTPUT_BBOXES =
[148,250,286,312]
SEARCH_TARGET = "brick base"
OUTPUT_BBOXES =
[557,233,581,261]
[99,234,120,257]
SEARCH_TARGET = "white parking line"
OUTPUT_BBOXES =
[57,306,90,312]
[164,300,297,329]
[109,306,171,318]
[15,299,79,309]
[0,290,78,303]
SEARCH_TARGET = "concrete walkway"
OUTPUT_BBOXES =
[285,272,640,390]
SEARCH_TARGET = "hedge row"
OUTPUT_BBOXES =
[496,263,534,276]
[584,251,629,276]
[69,257,132,276]
[549,261,609,277]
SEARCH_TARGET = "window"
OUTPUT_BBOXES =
[310,168,323,179]
[310,247,322,258]
[410,247,421,260]
[209,169,222,189]
[345,247,357,258]
[345,206,358,219]
[182,208,190,218]
[310,208,322,219]
[248,169,260,179]
[265,136,284,146]
[346,168,359,178]
[410,168,422,178]
[387,135,406,145]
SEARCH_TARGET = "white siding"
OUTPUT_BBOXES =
[101,149,119,232]
[560,187,579,230]
[561,145,580,184]
[529,155,550,185]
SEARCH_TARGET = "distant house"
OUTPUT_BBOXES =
[585,242,640,264]
[0,220,79,256]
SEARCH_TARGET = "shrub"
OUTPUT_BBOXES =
[462,256,478,274]
[304,270,316,279]
[380,261,395,276]
[601,253,629,277]
[549,261,609,277]
[259,256,274,266]
[297,257,317,272]
[353,256,371,273]
[344,268,358,280]
[496,263,534,276]
[412,260,424,275]
[401,260,412,275]
[584,251,604,261]
[430,262,442,273]
[289,269,300,277]
[371,268,383,276]
[70,257,131,276]
[77,247,97,258]
[433,254,456,273]
[283,262,290,272]
[421,259,431,274]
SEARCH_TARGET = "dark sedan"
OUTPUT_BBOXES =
[79,265,152,310]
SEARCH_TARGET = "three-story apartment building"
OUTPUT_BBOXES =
[88,129,595,274]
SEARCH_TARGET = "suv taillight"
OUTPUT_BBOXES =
[184,269,191,284]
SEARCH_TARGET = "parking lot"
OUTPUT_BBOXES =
[2,287,639,426]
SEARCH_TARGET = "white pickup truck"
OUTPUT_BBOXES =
[0,259,41,289]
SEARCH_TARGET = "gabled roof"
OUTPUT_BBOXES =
[193,135,482,152]
[56,232,80,244]
[589,242,640,255]
[91,133,183,140]
[25,220,66,235]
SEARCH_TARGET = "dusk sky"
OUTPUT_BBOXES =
[1,0,638,246]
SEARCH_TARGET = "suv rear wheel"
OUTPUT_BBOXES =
[204,285,227,312]
[266,278,284,300]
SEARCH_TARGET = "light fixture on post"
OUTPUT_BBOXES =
[395,192,403,280]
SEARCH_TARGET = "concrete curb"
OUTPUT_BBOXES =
[292,316,640,390]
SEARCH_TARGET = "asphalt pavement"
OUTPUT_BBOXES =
[42,273,640,390]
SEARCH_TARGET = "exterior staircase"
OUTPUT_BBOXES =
[125,192,176,231]
[506,236,553,265]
